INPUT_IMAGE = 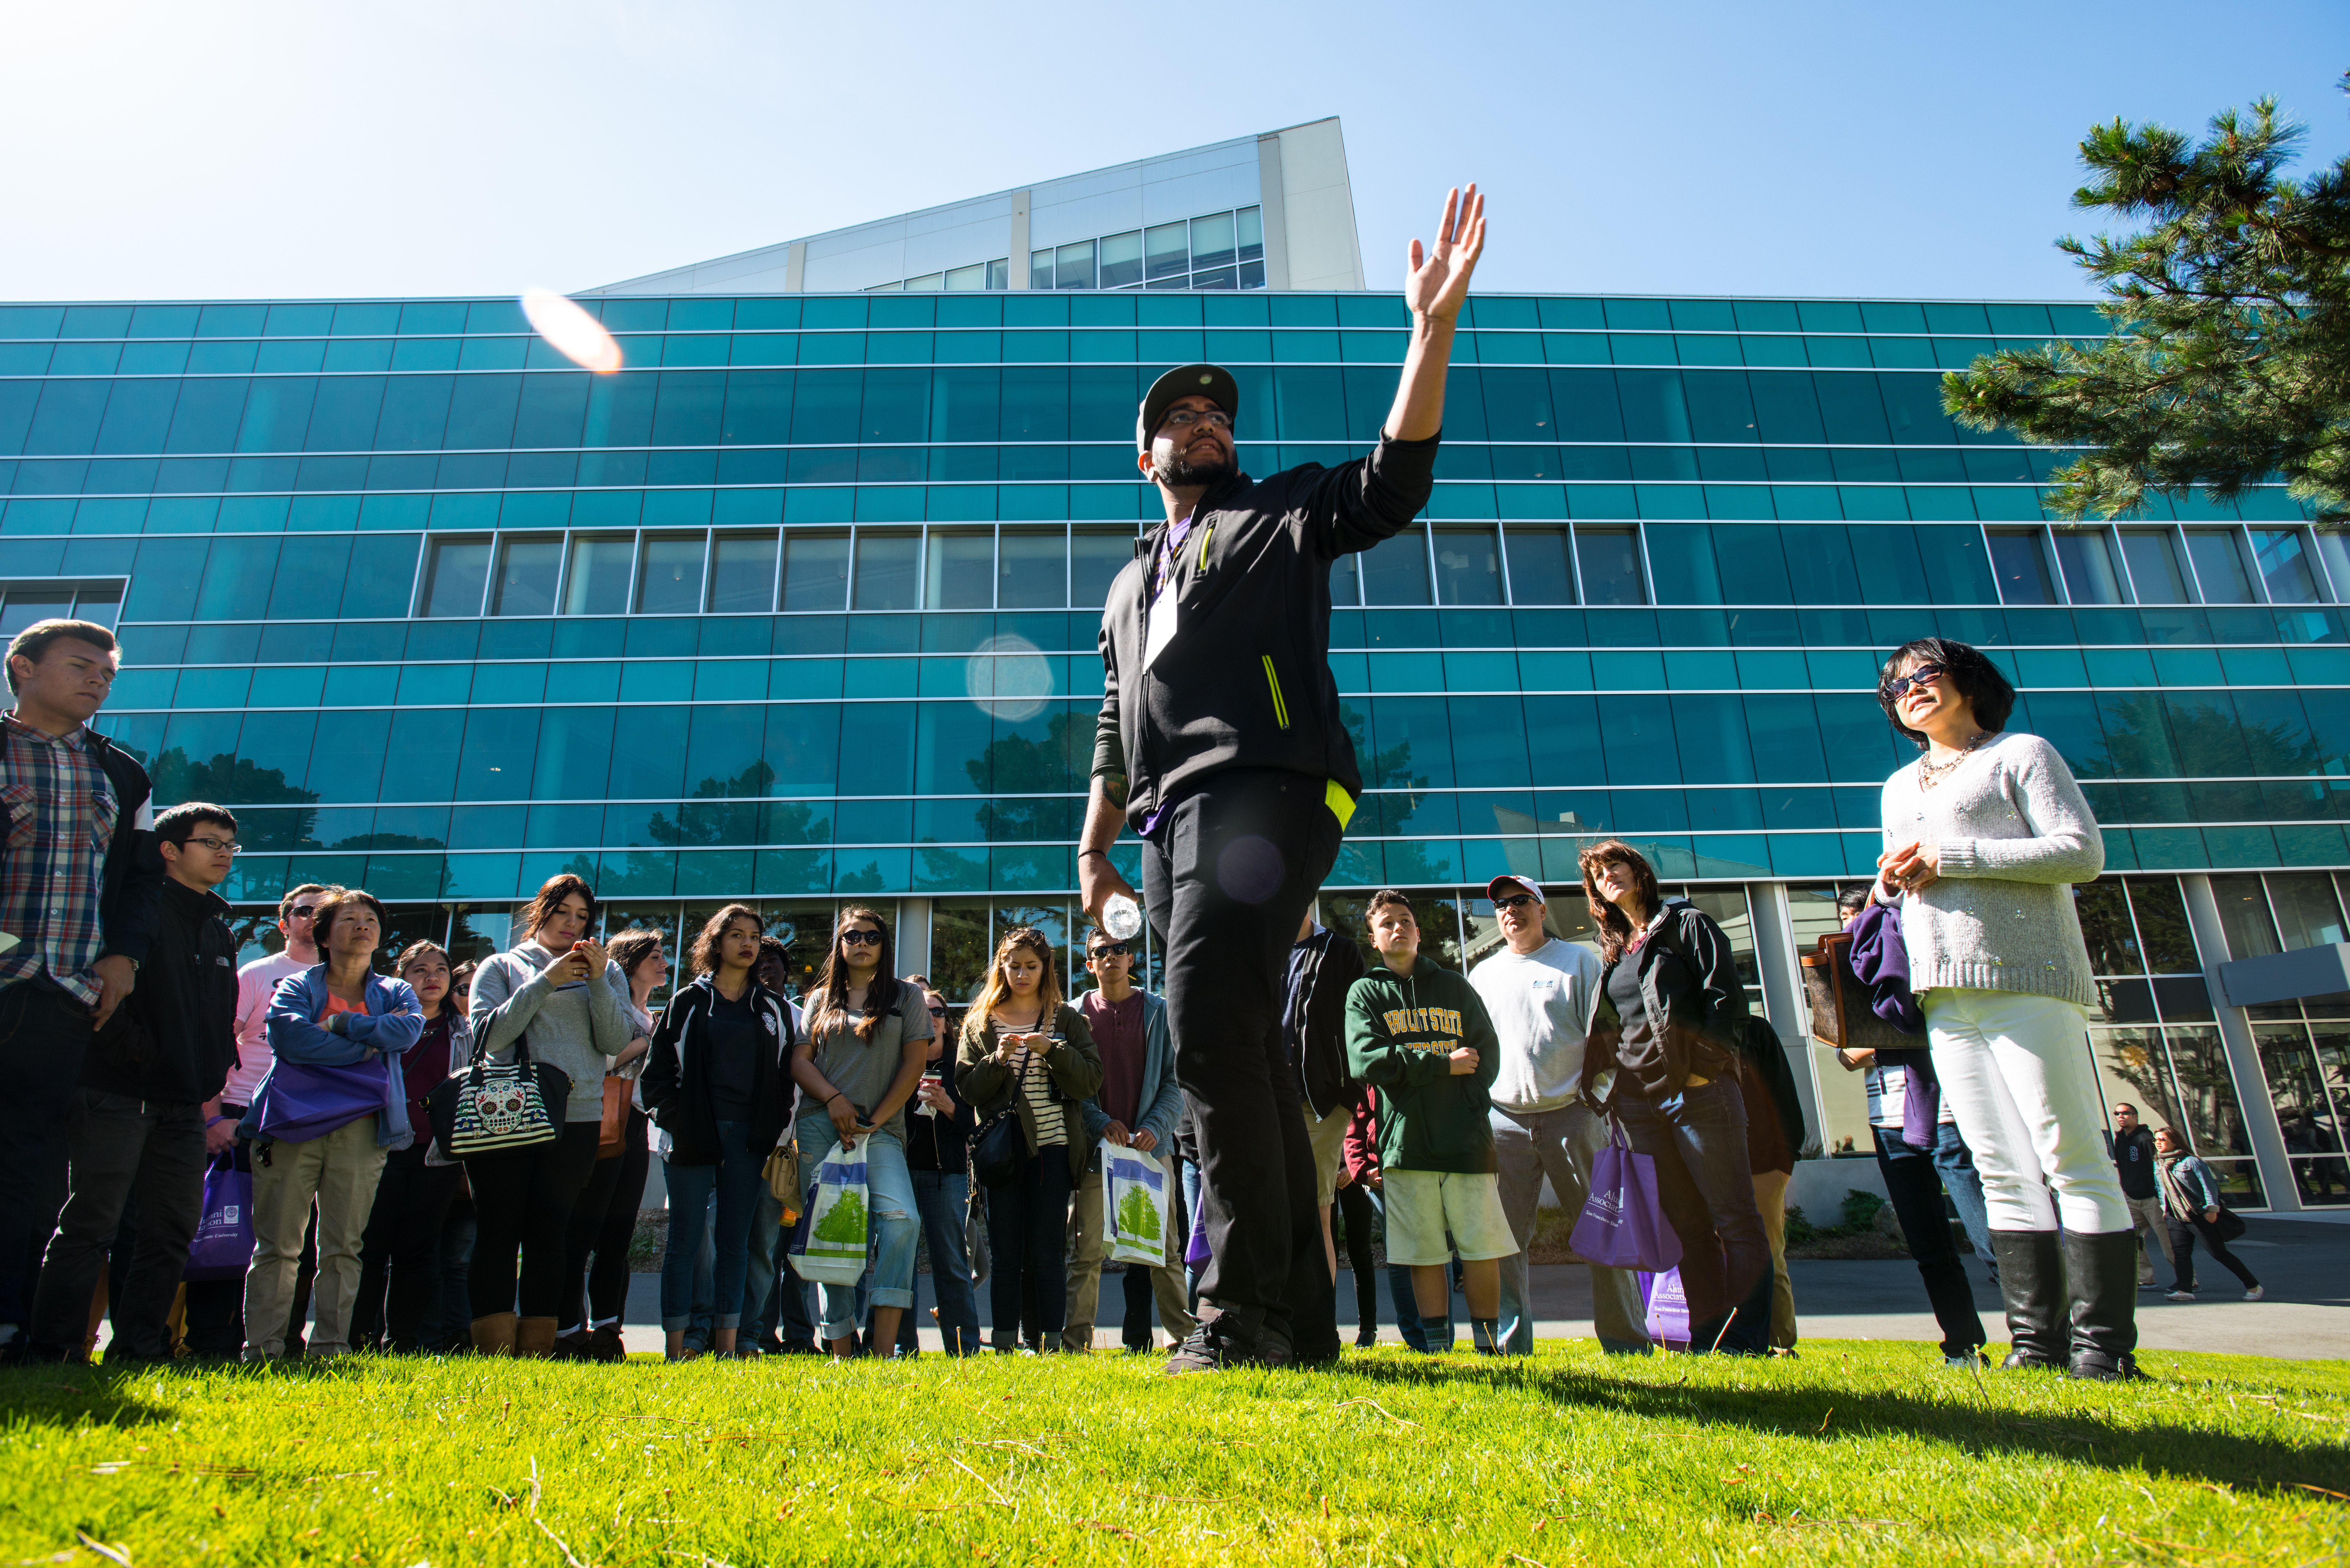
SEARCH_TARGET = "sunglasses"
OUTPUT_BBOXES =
[839,930,883,947]
[1882,662,1948,700]
[927,1005,947,1017]
[1493,894,1539,912]
[288,906,317,920]
[1088,943,1131,959]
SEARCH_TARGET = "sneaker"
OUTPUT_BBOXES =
[1354,1332,1379,1349]
[2165,1289,2196,1302]
[2138,1280,2161,1291]
[551,1330,593,1362]
[1944,1349,1988,1368]
[1164,1314,1281,1376]
[588,1326,626,1363]
[2244,1285,2265,1301]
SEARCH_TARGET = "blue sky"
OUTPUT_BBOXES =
[3,0,2344,304]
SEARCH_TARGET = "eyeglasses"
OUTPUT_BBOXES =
[1162,408,1231,432]
[180,836,241,854]
[839,929,883,947]
[1882,663,1948,700]
[1089,943,1131,959]
[1493,894,1539,912]
[288,905,317,920]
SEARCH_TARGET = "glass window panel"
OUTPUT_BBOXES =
[1331,552,1361,608]
[997,529,1066,608]
[2119,529,2190,603]
[1432,524,1502,605]
[780,532,849,611]
[1070,529,1134,608]
[421,538,490,618]
[903,273,943,292]
[2126,878,2202,973]
[1575,526,1646,606]
[986,259,1010,291]
[2075,879,2143,975]
[563,535,633,615]
[1988,529,2059,604]
[944,263,989,291]
[1030,250,1054,290]
[1190,212,1236,272]
[1146,223,1190,282]
[2315,530,2350,602]
[2266,871,2346,951]
[2261,1024,2350,1202]
[636,533,705,614]
[1099,232,1143,290]
[2052,530,2126,605]
[70,589,120,630]
[1054,241,1096,291]
[0,593,73,637]
[708,532,778,612]
[1503,524,1577,604]
[492,538,560,616]
[2161,1024,2256,1159]
[924,531,994,609]
[2185,528,2256,603]
[2209,872,2280,960]
[1361,528,1432,606]
[1237,206,1264,263]
[854,529,921,610]
[1190,267,1236,291]
[2251,527,2321,604]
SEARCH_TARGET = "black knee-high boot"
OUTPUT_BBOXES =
[2063,1230,2142,1381]
[1988,1231,2065,1369]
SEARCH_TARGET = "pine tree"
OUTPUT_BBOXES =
[1944,73,2350,523]
[1116,1180,1161,1242]
[812,1188,868,1247]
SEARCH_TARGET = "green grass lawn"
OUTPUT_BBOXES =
[6,1341,2346,1566]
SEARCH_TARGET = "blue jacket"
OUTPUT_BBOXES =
[2162,1153,2226,1217]
[253,967,426,1150]
[1076,987,1184,1164]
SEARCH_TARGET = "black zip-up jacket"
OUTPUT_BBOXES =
[1289,923,1368,1118]
[640,975,795,1166]
[1092,435,1441,829]
[1580,899,1750,1106]
[904,1050,974,1175]
[2113,1123,2158,1199]
[83,876,237,1103]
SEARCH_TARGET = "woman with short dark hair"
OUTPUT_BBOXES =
[464,873,634,1356]
[1575,840,1770,1353]
[552,927,665,1361]
[352,940,471,1352]
[1873,636,2135,1378]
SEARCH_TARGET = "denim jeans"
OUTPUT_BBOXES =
[1614,1078,1770,1353]
[658,1124,764,1331]
[1872,1124,1988,1358]
[1926,1121,1994,1273]
[797,1128,919,1341]
[1492,1103,1651,1356]
[911,1169,980,1353]
[736,1180,784,1340]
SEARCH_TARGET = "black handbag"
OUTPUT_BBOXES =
[427,1031,572,1158]
[970,1052,1032,1189]
[2213,1203,2247,1243]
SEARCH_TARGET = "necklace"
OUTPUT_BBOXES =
[1918,731,1988,790]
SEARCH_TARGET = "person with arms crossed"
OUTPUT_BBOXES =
[0,619,161,1362]
[1077,187,1487,1373]
[1468,874,1649,1357]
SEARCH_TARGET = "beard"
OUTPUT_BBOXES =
[1151,450,1237,489]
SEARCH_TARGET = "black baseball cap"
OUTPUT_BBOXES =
[1136,364,1240,453]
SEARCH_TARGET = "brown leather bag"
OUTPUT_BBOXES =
[1800,931,1913,1051]
[596,1076,629,1158]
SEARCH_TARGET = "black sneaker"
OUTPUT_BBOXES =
[1164,1314,1281,1376]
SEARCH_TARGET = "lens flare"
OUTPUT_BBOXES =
[520,287,622,373]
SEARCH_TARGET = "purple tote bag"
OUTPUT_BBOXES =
[184,1156,254,1281]
[1569,1120,1684,1273]
[249,1061,384,1144]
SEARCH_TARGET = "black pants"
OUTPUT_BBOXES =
[987,1150,1071,1348]
[1141,768,1341,1339]
[466,1124,601,1320]
[352,1145,463,1352]
[2167,1213,2260,1293]
[562,1110,649,1330]
[0,982,95,1333]
[1335,1180,1380,1338]
[419,1190,475,1351]
[1874,1126,1986,1358]
[181,1105,251,1357]
[29,1089,204,1361]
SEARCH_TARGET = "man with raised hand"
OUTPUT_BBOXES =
[1468,875,1650,1357]
[0,619,160,1364]
[1080,187,1486,1374]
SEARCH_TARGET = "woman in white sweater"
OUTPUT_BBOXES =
[1874,637,2138,1380]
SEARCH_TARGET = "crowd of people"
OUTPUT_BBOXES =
[0,200,2273,1378]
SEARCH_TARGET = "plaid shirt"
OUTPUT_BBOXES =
[0,712,121,1005]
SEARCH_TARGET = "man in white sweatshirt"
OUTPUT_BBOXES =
[1467,875,1649,1355]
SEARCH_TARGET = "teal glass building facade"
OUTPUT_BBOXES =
[3,287,2346,1210]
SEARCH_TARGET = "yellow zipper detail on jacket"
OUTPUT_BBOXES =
[1195,522,1215,572]
[1261,655,1290,729]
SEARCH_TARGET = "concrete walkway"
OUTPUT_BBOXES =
[617,1215,2350,1362]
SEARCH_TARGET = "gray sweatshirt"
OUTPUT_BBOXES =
[1878,729,2102,1008]
[469,940,634,1120]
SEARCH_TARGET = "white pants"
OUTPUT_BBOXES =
[1924,989,2129,1235]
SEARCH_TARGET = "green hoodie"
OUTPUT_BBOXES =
[1344,957,1501,1175]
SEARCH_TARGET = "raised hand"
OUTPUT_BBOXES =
[1403,184,1486,325]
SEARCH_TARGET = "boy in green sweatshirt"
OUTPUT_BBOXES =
[1344,888,1511,1353]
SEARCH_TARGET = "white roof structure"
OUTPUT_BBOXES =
[589,118,1365,296]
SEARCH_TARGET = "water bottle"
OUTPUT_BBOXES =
[1102,893,1143,942]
